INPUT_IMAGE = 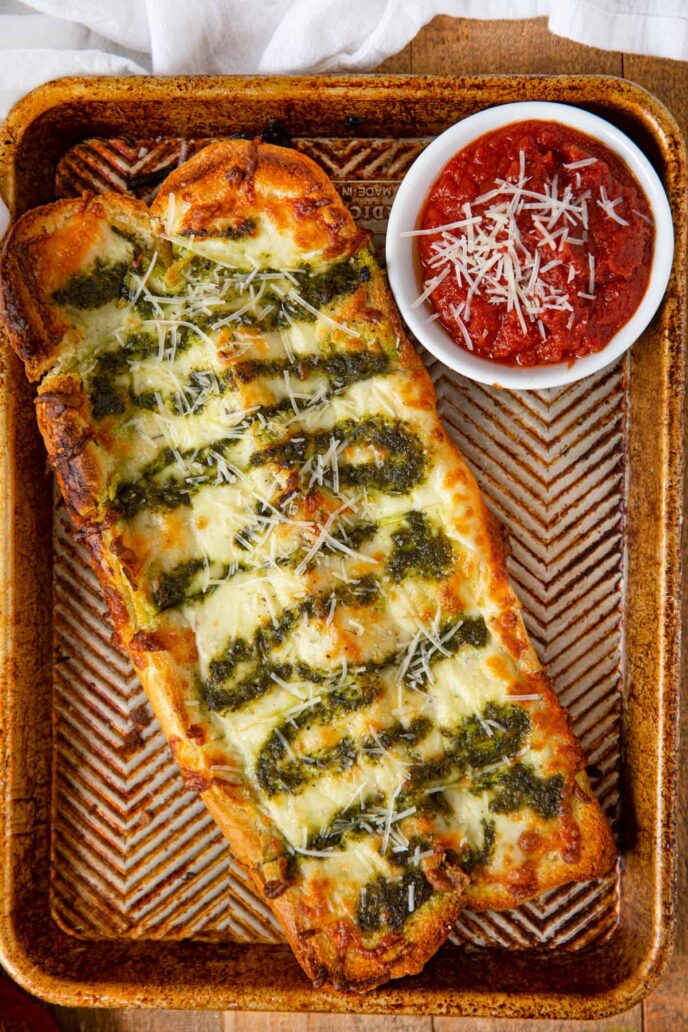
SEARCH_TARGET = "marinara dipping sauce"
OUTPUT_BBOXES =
[416,120,655,366]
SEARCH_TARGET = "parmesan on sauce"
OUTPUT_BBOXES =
[408,120,654,366]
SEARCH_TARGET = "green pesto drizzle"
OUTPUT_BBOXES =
[475,762,565,820]
[87,331,188,421]
[232,350,389,390]
[112,435,239,519]
[401,707,563,827]
[306,701,524,859]
[251,416,425,495]
[152,558,206,611]
[95,362,229,421]
[357,869,433,934]
[257,711,432,800]
[206,660,294,715]
[296,616,488,697]
[330,520,379,550]
[452,702,531,772]
[88,334,153,418]
[360,716,432,755]
[451,819,496,874]
[305,792,386,854]
[402,702,530,799]
[91,380,127,419]
[252,610,484,710]
[176,252,369,333]
[146,522,380,613]
[204,577,381,713]
[255,677,383,796]
[53,258,129,310]
[152,557,255,612]
[399,617,489,696]
[240,255,368,330]
[110,395,400,525]
[169,369,232,415]
[112,347,387,421]
[115,409,424,538]
[251,626,495,799]
[233,499,278,552]
[292,257,369,313]
[179,218,256,240]
[387,510,455,583]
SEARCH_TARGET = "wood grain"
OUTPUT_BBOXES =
[40,15,688,1032]
[433,1013,642,1032]
[409,15,622,75]
[223,1017,430,1032]
[51,1010,222,1032]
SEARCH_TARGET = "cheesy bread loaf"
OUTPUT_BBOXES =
[0,139,615,992]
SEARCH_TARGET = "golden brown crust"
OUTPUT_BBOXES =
[464,777,617,910]
[35,371,106,526]
[0,192,150,380]
[274,882,466,993]
[0,139,615,993]
[151,139,369,261]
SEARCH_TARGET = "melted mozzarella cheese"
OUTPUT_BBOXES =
[55,213,570,907]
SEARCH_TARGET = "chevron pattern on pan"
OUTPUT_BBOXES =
[51,136,622,949]
[296,138,426,179]
[56,137,427,204]
[56,138,217,205]
[431,359,625,949]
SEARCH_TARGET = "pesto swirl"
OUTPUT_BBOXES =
[203,577,381,713]
[112,412,420,524]
[53,258,129,310]
[251,415,425,496]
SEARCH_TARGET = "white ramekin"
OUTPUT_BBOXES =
[385,101,674,391]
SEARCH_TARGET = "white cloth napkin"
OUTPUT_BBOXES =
[0,0,686,232]
[1,0,687,119]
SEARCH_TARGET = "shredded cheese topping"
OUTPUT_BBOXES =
[404,150,639,350]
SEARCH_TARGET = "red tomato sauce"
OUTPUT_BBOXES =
[418,120,654,366]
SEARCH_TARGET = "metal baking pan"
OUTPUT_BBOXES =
[0,74,684,1019]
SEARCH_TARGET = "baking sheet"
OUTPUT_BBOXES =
[51,133,622,951]
[0,75,683,1017]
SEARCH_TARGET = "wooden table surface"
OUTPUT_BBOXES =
[1,14,686,1032]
